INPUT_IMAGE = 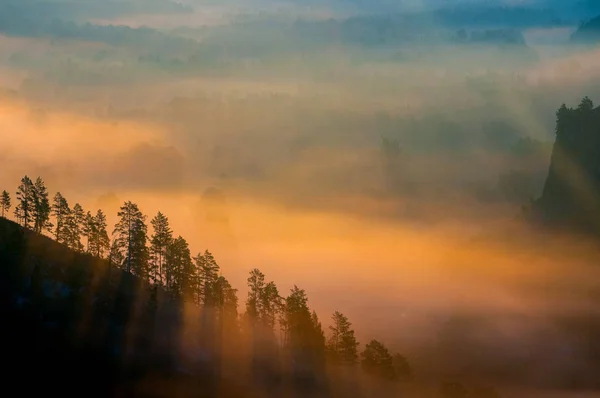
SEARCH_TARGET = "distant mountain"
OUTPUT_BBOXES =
[571,14,600,43]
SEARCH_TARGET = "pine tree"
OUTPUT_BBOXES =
[64,203,85,252]
[360,339,396,380]
[32,177,52,234]
[195,250,220,306]
[283,286,326,379]
[150,211,172,286]
[112,201,149,277]
[244,269,282,333]
[311,310,326,360]
[328,311,359,365]
[85,209,109,258]
[83,211,94,252]
[108,239,124,268]
[14,176,34,228]
[51,192,70,243]
[166,236,194,297]
[246,268,266,320]
[283,286,312,347]
[213,275,238,321]
[72,203,85,241]
[94,209,110,258]
[261,281,282,331]
[0,190,11,218]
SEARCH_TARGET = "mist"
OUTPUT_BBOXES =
[2,1,600,396]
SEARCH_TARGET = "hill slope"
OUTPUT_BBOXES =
[0,217,250,397]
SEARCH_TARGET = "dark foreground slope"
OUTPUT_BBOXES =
[0,217,253,398]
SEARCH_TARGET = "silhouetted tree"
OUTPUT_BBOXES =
[327,311,359,365]
[360,339,395,380]
[87,209,109,258]
[32,177,52,234]
[246,268,266,320]
[578,96,593,111]
[0,190,10,218]
[108,238,124,269]
[14,175,34,228]
[150,211,172,286]
[244,268,282,385]
[283,286,326,387]
[245,268,282,333]
[213,275,238,319]
[83,211,93,252]
[64,203,85,252]
[113,201,149,276]
[51,192,69,243]
[262,281,282,332]
[166,236,193,298]
[194,250,220,305]
[311,310,326,355]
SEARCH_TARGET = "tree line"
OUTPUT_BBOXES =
[0,175,413,385]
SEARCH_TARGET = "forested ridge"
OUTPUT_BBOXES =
[0,177,430,397]
[3,98,600,397]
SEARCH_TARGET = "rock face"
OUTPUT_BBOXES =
[532,97,600,233]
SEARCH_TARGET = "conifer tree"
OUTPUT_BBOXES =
[150,211,172,286]
[14,175,34,228]
[283,286,312,345]
[166,236,194,297]
[328,311,359,365]
[243,270,282,331]
[108,239,124,268]
[262,281,282,331]
[246,268,266,320]
[112,201,149,276]
[213,275,238,321]
[32,177,52,234]
[360,339,396,380]
[283,286,326,378]
[83,211,94,252]
[72,203,85,243]
[51,192,70,243]
[0,190,10,218]
[311,310,326,358]
[195,250,220,305]
[87,209,110,258]
[64,203,85,252]
[94,209,110,258]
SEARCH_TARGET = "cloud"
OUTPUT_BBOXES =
[101,142,186,192]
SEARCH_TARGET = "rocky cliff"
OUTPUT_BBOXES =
[532,97,600,233]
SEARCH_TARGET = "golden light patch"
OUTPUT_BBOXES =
[0,96,166,164]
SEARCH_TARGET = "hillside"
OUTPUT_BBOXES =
[0,217,250,397]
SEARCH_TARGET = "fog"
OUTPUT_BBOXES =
[2,0,600,396]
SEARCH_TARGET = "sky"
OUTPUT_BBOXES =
[2,1,600,388]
